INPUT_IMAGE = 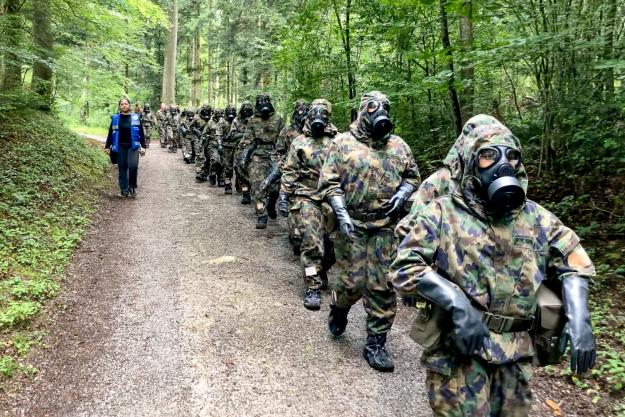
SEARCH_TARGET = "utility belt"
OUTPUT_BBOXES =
[347,209,389,222]
[255,143,276,150]
[480,312,535,333]
[301,178,320,189]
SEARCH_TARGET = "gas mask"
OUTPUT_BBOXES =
[309,105,329,138]
[476,145,525,214]
[292,101,309,130]
[213,110,223,122]
[225,106,236,122]
[143,104,151,114]
[200,106,212,120]
[256,95,274,119]
[364,100,393,140]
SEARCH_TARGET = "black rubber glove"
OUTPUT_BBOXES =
[403,296,417,307]
[278,192,289,217]
[259,165,282,193]
[218,141,224,157]
[559,275,596,374]
[191,127,202,138]
[329,196,355,240]
[416,271,490,356]
[383,182,416,216]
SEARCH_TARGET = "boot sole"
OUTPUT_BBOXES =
[304,303,321,311]
[255,224,267,229]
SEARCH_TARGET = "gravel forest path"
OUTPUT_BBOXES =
[2,144,431,417]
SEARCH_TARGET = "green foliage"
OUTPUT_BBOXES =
[0,111,108,378]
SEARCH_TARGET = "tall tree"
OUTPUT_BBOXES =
[332,0,357,121]
[440,0,462,135]
[161,0,178,105]
[458,0,474,122]
[31,0,53,110]
[1,0,23,93]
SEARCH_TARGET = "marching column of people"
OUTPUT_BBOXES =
[130,90,596,417]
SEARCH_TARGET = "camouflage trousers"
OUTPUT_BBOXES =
[207,140,222,177]
[143,125,152,147]
[288,209,301,247]
[249,155,278,216]
[426,358,533,417]
[194,137,208,176]
[166,126,176,150]
[294,198,335,289]
[182,133,195,160]
[234,149,251,193]
[332,227,397,335]
[222,145,236,181]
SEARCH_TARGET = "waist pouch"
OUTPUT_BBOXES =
[533,281,565,366]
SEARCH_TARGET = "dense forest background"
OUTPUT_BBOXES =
[1,0,625,412]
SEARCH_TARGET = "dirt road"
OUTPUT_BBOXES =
[3,145,431,417]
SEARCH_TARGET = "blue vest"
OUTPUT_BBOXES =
[111,113,142,152]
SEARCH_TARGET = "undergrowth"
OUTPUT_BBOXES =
[0,111,108,385]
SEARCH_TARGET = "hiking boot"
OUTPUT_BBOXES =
[319,270,329,291]
[128,188,137,198]
[195,174,206,183]
[209,174,217,186]
[303,289,321,310]
[224,184,233,195]
[240,192,251,205]
[119,190,129,198]
[363,334,394,372]
[328,304,350,336]
[183,154,191,164]
[256,215,268,229]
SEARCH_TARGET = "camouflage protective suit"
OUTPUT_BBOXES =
[318,92,420,336]
[238,98,285,218]
[231,101,254,194]
[216,111,235,190]
[389,121,595,417]
[180,109,197,163]
[163,108,176,152]
[281,99,337,291]
[156,108,167,148]
[277,99,308,253]
[202,112,221,184]
[142,110,157,148]
[191,106,212,180]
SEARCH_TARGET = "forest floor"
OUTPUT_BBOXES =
[0,139,620,416]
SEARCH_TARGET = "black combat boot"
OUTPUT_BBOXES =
[256,215,268,229]
[363,334,394,372]
[240,192,251,205]
[267,195,278,219]
[224,183,233,195]
[183,154,191,164]
[209,174,217,186]
[217,172,225,187]
[303,288,321,310]
[328,304,350,336]
[195,173,206,183]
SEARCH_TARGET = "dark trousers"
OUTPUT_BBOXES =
[117,146,140,192]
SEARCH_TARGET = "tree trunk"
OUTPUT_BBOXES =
[1,0,23,93]
[458,0,474,122]
[161,0,178,105]
[206,0,213,103]
[333,0,357,121]
[603,0,617,101]
[31,0,53,110]
[80,69,89,124]
[192,0,201,107]
[440,0,463,135]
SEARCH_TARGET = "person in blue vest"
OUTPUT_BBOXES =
[105,97,147,197]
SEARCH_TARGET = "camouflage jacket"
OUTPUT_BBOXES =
[202,118,220,145]
[389,123,595,369]
[238,112,285,159]
[189,115,209,140]
[318,121,421,230]
[277,124,303,166]
[156,110,166,127]
[142,112,157,129]
[229,117,249,150]
[280,123,338,204]
[216,119,234,147]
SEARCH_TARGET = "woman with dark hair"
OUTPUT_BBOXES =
[105,97,147,197]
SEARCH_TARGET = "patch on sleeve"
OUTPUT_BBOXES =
[305,266,318,276]
[566,246,592,270]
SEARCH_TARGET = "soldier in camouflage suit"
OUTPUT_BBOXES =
[204,109,225,187]
[232,101,254,203]
[217,105,238,194]
[141,104,157,148]
[238,94,285,229]
[170,105,182,153]
[191,104,212,182]
[163,106,176,153]
[389,119,596,416]
[319,91,420,372]
[156,103,168,148]
[279,99,337,310]
[180,108,197,164]
[395,114,517,243]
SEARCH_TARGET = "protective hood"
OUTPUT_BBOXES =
[454,116,529,220]
[302,99,338,138]
[239,101,254,119]
[255,94,275,119]
[291,99,310,131]
[350,91,393,147]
